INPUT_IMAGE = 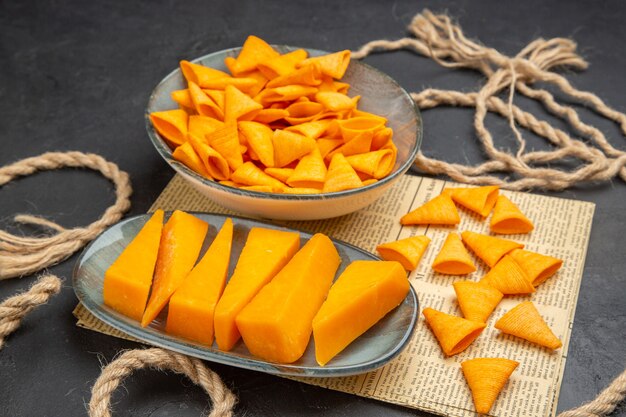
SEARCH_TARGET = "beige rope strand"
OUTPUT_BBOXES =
[557,369,626,417]
[352,10,626,190]
[89,348,236,417]
[0,274,62,349]
[0,151,132,279]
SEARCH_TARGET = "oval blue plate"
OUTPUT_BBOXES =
[73,212,419,377]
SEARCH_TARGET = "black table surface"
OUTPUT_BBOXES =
[1,1,625,416]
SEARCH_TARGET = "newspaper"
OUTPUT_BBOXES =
[74,173,595,417]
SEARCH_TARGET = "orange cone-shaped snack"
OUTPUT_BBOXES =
[236,234,341,363]
[266,62,323,88]
[338,116,386,142]
[432,233,477,275]
[376,235,431,271]
[103,210,164,321]
[141,211,209,327]
[400,194,460,226]
[253,108,289,124]
[188,115,223,140]
[171,89,194,111]
[166,218,234,345]
[284,101,325,125]
[315,92,359,112]
[461,358,519,414]
[150,109,189,147]
[313,260,409,365]
[317,137,344,159]
[172,141,211,179]
[230,35,280,74]
[285,120,330,139]
[238,121,275,167]
[453,281,503,323]
[298,50,351,79]
[257,49,308,79]
[509,249,563,286]
[371,127,393,150]
[201,77,258,93]
[188,135,231,181]
[264,167,294,183]
[231,161,286,190]
[445,186,499,217]
[272,129,316,167]
[480,255,535,295]
[422,308,486,356]
[206,122,243,171]
[180,60,229,87]
[346,149,395,179]
[490,195,534,234]
[287,148,327,189]
[214,227,300,351]
[495,301,562,349]
[236,69,268,97]
[461,231,523,267]
[203,89,225,112]
[256,85,318,105]
[329,131,373,159]
[188,82,224,120]
[224,85,263,122]
[323,153,363,192]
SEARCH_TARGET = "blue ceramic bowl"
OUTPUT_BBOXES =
[146,46,421,220]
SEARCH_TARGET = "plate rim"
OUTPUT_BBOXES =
[72,211,420,377]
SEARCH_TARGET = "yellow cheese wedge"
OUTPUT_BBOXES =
[141,211,209,327]
[236,234,341,363]
[312,260,409,366]
[214,227,300,351]
[103,210,164,321]
[165,218,234,345]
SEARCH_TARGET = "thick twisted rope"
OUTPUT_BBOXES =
[0,151,132,279]
[89,348,236,417]
[352,10,626,190]
[557,369,626,417]
[0,274,62,349]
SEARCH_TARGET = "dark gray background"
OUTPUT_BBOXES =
[1,1,625,416]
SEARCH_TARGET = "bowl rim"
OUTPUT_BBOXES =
[145,45,422,201]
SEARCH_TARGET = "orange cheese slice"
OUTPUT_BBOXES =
[172,142,212,179]
[490,195,534,234]
[461,358,519,414]
[214,227,300,351]
[480,254,535,295]
[141,211,209,327]
[401,194,460,226]
[322,153,363,193]
[165,218,234,345]
[312,260,409,366]
[272,129,316,168]
[345,149,395,179]
[432,233,476,275]
[236,234,340,363]
[237,121,275,167]
[461,231,523,267]
[287,148,327,189]
[509,248,563,286]
[422,308,486,356]
[231,161,286,190]
[150,110,189,147]
[376,235,431,271]
[297,50,351,79]
[444,185,499,217]
[495,301,562,349]
[453,281,503,323]
[103,210,164,321]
